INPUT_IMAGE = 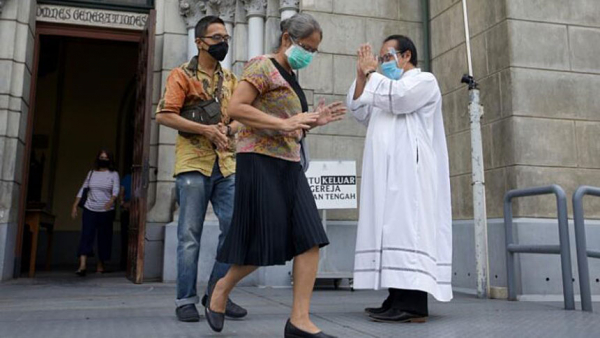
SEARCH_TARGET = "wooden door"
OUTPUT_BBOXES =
[127,10,155,284]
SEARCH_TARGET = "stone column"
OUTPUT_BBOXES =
[0,0,36,280]
[279,0,298,21]
[231,0,248,76]
[212,0,236,70]
[242,0,267,59]
[179,0,209,60]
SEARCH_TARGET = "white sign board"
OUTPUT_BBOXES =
[36,4,148,31]
[305,161,357,210]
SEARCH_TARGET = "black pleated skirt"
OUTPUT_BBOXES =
[217,153,329,266]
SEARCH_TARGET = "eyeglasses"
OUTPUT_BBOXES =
[291,38,318,54]
[378,50,402,64]
[201,34,231,43]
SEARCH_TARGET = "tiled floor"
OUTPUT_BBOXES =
[1,273,599,338]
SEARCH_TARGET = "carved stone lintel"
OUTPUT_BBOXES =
[279,0,299,12]
[179,0,209,29]
[241,0,267,18]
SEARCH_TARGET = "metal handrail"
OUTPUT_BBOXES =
[504,185,575,310]
[573,185,600,312]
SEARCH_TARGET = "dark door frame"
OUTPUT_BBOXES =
[127,11,155,284]
[15,21,143,278]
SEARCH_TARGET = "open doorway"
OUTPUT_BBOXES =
[22,34,138,277]
[19,14,155,283]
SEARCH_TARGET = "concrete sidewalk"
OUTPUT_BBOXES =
[1,273,599,338]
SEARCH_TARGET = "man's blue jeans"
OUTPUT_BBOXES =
[175,162,234,307]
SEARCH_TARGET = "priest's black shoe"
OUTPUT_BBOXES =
[284,319,337,338]
[175,304,200,322]
[364,294,392,315]
[202,294,248,319]
[368,308,428,323]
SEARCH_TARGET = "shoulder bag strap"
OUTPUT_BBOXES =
[215,72,224,103]
[268,59,308,112]
[269,58,309,139]
[194,59,224,102]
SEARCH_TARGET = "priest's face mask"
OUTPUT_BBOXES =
[378,41,411,80]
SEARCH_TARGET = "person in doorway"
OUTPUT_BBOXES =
[119,172,132,270]
[205,14,346,337]
[347,35,453,323]
[155,16,246,322]
[71,149,120,276]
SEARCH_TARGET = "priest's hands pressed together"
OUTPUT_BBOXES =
[354,44,379,100]
[357,44,379,77]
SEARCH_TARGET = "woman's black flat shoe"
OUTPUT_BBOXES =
[205,306,225,332]
[75,269,87,277]
[205,283,225,332]
[284,319,337,338]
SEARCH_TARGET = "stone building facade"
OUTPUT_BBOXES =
[1,0,599,296]
[431,0,600,295]
[0,0,36,281]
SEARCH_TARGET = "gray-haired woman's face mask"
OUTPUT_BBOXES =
[285,38,317,70]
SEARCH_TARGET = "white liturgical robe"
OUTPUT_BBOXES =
[347,69,453,302]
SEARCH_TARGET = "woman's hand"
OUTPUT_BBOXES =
[280,113,319,132]
[71,206,78,219]
[314,99,347,127]
[104,201,113,211]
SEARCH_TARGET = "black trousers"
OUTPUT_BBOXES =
[389,288,428,316]
[78,209,115,261]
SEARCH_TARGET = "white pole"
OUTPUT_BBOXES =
[469,86,489,299]
[462,0,474,77]
[461,0,490,299]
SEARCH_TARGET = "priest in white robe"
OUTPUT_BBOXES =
[347,35,452,323]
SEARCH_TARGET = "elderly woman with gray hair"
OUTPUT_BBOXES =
[205,13,346,338]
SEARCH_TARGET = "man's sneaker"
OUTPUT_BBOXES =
[176,304,200,322]
[202,294,248,319]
